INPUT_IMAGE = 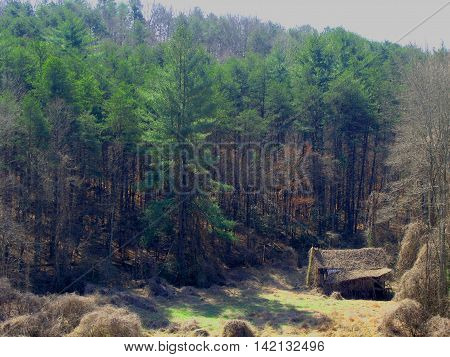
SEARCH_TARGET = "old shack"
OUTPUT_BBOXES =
[306,247,392,299]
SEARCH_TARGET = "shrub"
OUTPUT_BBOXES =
[0,293,98,336]
[44,294,98,336]
[396,222,427,276]
[0,278,44,322]
[379,299,426,336]
[0,314,43,336]
[425,316,450,337]
[70,305,143,337]
[222,320,254,337]
[395,241,441,315]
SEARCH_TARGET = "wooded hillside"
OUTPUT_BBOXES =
[0,0,446,296]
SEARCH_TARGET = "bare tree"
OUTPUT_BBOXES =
[388,50,449,313]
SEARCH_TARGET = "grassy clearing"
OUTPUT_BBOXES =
[141,267,393,336]
[0,268,394,336]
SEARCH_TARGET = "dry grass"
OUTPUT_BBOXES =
[0,314,43,336]
[0,293,99,336]
[395,240,441,315]
[0,278,43,322]
[425,315,450,337]
[192,328,209,337]
[1,267,396,337]
[159,319,208,337]
[178,286,200,297]
[396,222,427,276]
[222,320,254,337]
[44,294,98,336]
[146,277,176,298]
[69,305,143,337]
[0,278,148,337]
[379,299,426,337]
[145,267,391,337]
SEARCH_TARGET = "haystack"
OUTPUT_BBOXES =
[379,299,426,336]
[0,293,98,336]
[222,320,254,337]
[396,222,427,276]
[69,305,143,337]
[425,316,450,337]
[306,247,392,299]
[395,239,441,315]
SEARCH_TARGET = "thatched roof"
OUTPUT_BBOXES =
[329,268,392,283]
[313,248,388,271]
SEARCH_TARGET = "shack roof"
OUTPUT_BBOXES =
[313,247,389,271]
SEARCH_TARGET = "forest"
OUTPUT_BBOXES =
[0,0,448,338]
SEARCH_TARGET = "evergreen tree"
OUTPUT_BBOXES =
[147,19,234,286]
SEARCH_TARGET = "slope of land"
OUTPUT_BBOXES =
[0,266,394,337]
[138,267,393,336]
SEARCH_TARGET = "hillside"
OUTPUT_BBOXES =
[0,0,448,339]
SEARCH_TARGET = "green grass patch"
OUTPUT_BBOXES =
[142,274,391,336]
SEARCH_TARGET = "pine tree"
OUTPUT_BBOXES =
[146,19,235,285]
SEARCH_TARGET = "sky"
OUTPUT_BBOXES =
[144,0,449,49]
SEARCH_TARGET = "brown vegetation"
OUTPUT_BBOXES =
[147,277,177,299]
[379,299,426,337]
[69,305,143,337]
[0,293,98,337]
[425,316,450,337]
[0,278,147,337]
[330,291,344,300]
[395,238,441,315]
[387,54,449,315]
[0,278,43,322]
[222,320,255,337]
[192,328,210,337]
[396,222,427,276]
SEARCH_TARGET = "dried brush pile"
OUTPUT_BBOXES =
[379,299,426,336]
[0,292,101,336]
[222,320,255,337]
[69,305,143,337]
[382,224,449,337]
[192,328,209,337]
[0,278,145,337]
[380,299,450,337]
[396,222,427,276]
[395,239,441,315]
[0,278,43,322]
[425,315,450,337]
